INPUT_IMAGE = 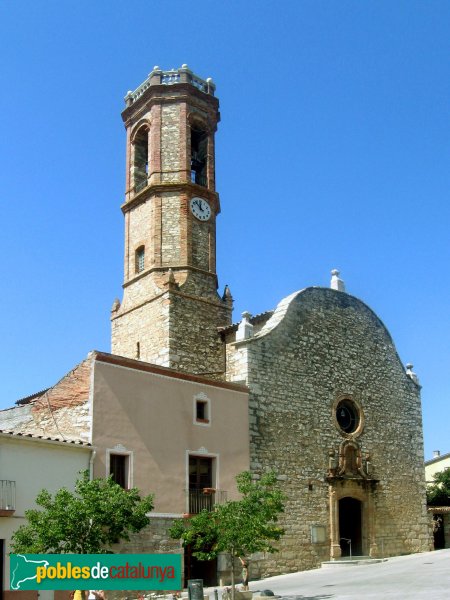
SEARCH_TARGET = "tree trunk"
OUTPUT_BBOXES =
[231,552,235,600]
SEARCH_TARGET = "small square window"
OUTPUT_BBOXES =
[196,400,208,422]
[193,393,211,426]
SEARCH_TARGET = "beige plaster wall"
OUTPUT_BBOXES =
[91,358,249,513]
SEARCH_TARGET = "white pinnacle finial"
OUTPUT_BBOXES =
[330,269,346,292]
[236,311,254,341]
[406,363,420,385]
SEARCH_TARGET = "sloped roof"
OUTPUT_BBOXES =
[0,429,91,447]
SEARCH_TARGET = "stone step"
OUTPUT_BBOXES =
[322,556,386,567]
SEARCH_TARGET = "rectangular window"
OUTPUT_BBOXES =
[196,400,208,422]
[189,456,213,490]
[136,246,145,273]
[110,454,127,488]
[194,394,211,426]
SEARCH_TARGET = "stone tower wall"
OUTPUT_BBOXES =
[111,292,170,364]
[225,287,431,576]
[168,288,230,377]
[160,104,182,180]
[112,281,230,375]
[112,68,231,373]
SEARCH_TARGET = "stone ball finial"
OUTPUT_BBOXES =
[153,65,160,71]
[206,77,214,83]
[181,64,189,69]
[331,269,340,276]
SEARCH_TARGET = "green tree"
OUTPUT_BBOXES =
[427,467,450,506]
[170,471,285,599]
[11,471,154,554]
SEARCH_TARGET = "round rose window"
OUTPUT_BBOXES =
[336,399,359,434]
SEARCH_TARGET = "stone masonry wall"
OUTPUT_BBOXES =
[112,291,171,364]
[161,104,181,181]
[0,357,93,443]
[225,287,431,577]
[114,516,182,555]
[191,218,210,271]
[125,198,154,279]
[111,271,231,374]
[168,287,230,377]
[161,192,181,264]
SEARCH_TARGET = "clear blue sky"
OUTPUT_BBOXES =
[1,1,449,460]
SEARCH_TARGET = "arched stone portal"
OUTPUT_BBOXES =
[339,497,362,556]
[328,438,379,560]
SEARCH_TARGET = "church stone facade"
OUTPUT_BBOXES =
[224,288,430,573]
[109,65,431,576]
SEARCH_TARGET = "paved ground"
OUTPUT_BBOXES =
[207,549,450,600]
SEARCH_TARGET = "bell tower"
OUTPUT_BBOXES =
[111,65,232,377]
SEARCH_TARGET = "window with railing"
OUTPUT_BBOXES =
[189,455,212,512]
[0,480,16,512]
[187,488,227,514]
[187,456,227,513]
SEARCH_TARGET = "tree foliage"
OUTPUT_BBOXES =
[11,471,154,554]
[427,467,450,506]
[170,471,285,575]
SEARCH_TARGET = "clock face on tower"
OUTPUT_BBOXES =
[190,197,211,221]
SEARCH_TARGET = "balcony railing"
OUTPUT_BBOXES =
[125,66,216,107]
[188,488,227,514]
[0,480,16,514]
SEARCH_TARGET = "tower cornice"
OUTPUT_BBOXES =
[121,264,220,291]
[121,181,221,216]
[122,89,220,128]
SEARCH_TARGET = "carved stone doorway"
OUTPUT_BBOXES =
[339,497,363,556]
[329,479,378,559]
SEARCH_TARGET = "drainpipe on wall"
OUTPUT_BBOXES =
[89,450,97,480]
